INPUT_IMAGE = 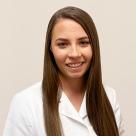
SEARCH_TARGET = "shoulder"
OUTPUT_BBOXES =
[103,84,125,135]
[3,82,43,135]
[12,81,42,104]
[4,82,42,135]
[103,84,117,110]
[8,81,43,118]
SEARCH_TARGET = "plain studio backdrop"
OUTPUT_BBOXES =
[0,0,135,135]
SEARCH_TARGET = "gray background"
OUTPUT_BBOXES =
[0,0,136,135]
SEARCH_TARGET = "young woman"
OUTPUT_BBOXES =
[3,6,124,136]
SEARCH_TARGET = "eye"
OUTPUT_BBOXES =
[79,40,90,46]
[57,42,68,49]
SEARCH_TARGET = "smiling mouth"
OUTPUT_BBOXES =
[66,62,84,68]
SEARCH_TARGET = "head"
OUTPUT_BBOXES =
[44,6,101,83]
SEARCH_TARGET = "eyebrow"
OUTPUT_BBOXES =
[78,36,89,40]
[55,36,89,42]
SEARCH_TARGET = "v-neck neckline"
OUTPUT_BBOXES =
[60,90,87,118]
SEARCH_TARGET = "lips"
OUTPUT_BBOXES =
[65,62,84,72]
[66,62,83,68]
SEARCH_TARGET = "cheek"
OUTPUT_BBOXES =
[84,47,93,61]
[52,49,66,64]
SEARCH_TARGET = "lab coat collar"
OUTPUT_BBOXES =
[59,91,87,124]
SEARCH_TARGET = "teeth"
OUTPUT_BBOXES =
[67,63,82,68]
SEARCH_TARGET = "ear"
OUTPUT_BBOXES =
[50,46,52,52]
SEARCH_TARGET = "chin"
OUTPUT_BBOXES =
[67,73,85,79]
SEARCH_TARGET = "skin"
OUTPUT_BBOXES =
[51,19,93,111]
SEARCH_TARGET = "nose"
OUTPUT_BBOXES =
[68,45,81,58]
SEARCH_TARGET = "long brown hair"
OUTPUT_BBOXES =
[42,6,119,136]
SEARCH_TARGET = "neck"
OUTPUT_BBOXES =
[59,75,86,96]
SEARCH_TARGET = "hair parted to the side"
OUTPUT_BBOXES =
[42,6,119,136]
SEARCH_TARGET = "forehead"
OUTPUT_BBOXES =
[52,18,88,40]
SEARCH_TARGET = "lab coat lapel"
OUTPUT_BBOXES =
[59,91,87,124]
[78,91,87,119]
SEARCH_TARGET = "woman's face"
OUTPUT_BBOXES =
[51,19,92,80]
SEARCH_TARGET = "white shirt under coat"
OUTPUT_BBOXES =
[3,82,124,136]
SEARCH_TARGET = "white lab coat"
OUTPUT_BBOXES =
[3,82,124,136]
